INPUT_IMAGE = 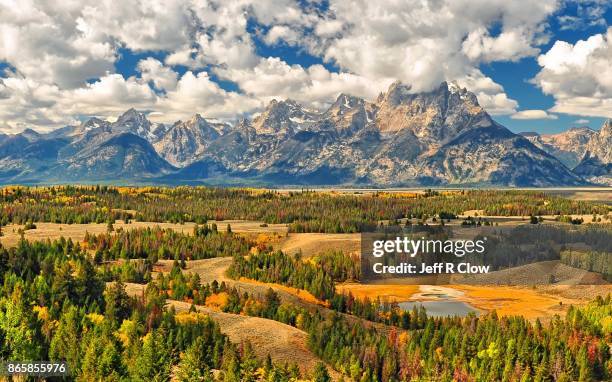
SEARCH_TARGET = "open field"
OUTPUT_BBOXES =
[459,211,610,224]
[156,258,329,311]
[272,187,612,195]
[276,233,360,257]
[154,258,396,336]
[548,189,612,204]
[0,219,288,248]
[3,187,610,381]
[160,257,612,322]
[207,220,288,234]
[0,221,197,247]
[451,285,593,320]
[336,281,612,321]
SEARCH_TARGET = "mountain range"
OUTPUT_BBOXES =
[520,121,612,185]
[0,81,610,186]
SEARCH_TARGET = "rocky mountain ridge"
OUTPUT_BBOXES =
[521,121,612,185]
[0,81,605,186]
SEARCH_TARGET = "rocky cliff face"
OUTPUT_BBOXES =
[153,114,226,167]
[375,81,493,144]
[522,127,596,168]
[583,120,612,164]
[522,121,611,185]
[0,81,594,186]
[573,121,612,184]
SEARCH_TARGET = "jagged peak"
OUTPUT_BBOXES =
[81,117,110,128]
[188,113,207,124]
[84,116,105,124]
[386,80,411,95]
[21,127,40,135]
[284,99,301,106]
[567,126,595,133]
[119,107,139,116]
[263,98,304,112]
[446,80,463,93]
[378,80,481,108]
[20,128,41,141]
[116,108,148,123]
[332,93,365,109]
[236,117,251,125]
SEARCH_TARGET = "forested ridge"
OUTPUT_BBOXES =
[1,186,609,233]
[0,238,309,381]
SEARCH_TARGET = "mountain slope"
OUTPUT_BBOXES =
[521,120,611,185]
[423,125,582,186]
[59,133,175,180]
[153,114,225,167]
[198,81,579,187]
[112,108,166,141]
[521,127,596,168]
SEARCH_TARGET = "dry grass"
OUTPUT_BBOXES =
[336,283,419,302]
[537,284,612,300]
[452,285,577,320]
[451,284,612,321]
[123,283,339,379]
[157,257,234,284]
[276,233,360,258]
[207,220,288,234]
[459,212,610,224]
[161,257,328,313]
[0,221,197,247]
[238,277,328,307]
[451,260,608,285]
[553,190,612,202]
[9,218,610,327]
[0,219,288,248]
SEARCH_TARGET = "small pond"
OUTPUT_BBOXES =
[398,300,480,317]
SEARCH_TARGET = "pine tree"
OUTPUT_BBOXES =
[49,304,81,371]
[312,362,331,382]
[0,296,42,360]
[222,343,241,382]
[130,329,171,382]
[104,281,130,325]
[176,341,213,382]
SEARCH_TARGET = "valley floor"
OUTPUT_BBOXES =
[1,209,609,378]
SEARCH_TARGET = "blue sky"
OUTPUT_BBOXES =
[489,3,612,133]
[1,1,611,134]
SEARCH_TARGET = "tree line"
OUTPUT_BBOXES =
[560,250,611,281]
[1,186,609,233]
[84,224,252,262]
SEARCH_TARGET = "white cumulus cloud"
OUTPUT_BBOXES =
[0,0,577,132]
[511,110,558,120]
[533,27,612,118]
